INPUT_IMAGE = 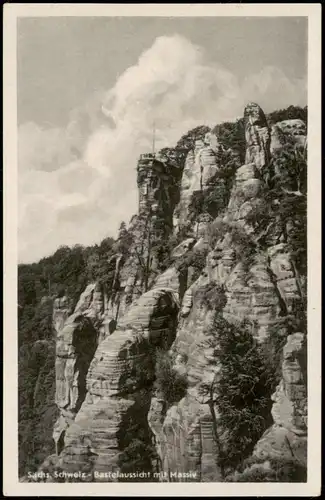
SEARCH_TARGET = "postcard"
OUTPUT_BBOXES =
[3,3,321,497]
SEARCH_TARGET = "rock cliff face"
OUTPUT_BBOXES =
[53,284,104,455]
[244,102,271,170]
[173,132,222,235]
[254,332,307,462]
[49,288,179,481]
[104,153,182,324]
[146,103,306,481]
[38,102,307,482]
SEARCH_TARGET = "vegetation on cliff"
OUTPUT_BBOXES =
[117,397,158,481]
[201,314,278,473]
[226,455,307,482]
[18,238,116,475]
[18,104,307,480]
[154,349,188,405]
[267,105,307,126]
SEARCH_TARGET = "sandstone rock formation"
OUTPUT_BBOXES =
[253,332,307,464]
[51,288,179,480]
[147,102,307,480]
[53,284,103,455]
[173,132,222,234]
[53,296,73,334]
[244,102,271,170]
[36,102,307,483]
[104,154,182,324]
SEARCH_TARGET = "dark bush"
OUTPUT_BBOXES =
[227,456,307,482]
[195,282,227,311]
[117,401,158,481]
[154,349,188,405]
[175,248,207,280]
[267,105,307,126]
[203,315,277,473]
[213,118,246,163]
[176,125,211,154]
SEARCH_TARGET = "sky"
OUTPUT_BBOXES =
[17,16,308,263]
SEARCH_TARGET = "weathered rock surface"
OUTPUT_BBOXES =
[253,332,307,466]
[48,151,189,469]
[105,154,182,323]
[173,132,222,234]
[53,295,73,334]
[244,102,271,170]
[53,283,108,454]
[147,102,307,480]
[39,102,307,483]
[170,238,196,259]
[148,272,225,481]
[148,394,222,482]
[49,288,179,480]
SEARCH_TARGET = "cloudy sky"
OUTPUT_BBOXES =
[18,16,307,263]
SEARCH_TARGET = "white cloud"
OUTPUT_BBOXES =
[18,34,307,263]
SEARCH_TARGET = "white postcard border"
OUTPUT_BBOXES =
[3,3,321,496]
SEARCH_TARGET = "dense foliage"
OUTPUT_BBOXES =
[18,340,58,476]
[154,349,188,405]
[175,248,208,281]
[18,234,120,477]
[213,118,246,163]
[117,397,158,481]
[226,456,307,482]
[201,314,280,474]
[159,125,211,172]
[18,238,120,347]
[267,105,308,126]
[175,124,211,156]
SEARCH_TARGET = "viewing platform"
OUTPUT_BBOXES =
[138,151,179,169]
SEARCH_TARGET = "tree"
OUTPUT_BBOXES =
[256,136,307,276]
[270,137,307,197]
[154,349,188,405]
[175,248,208,283]
[85,248,116,289]
[213,118,246,163]
[133,219,151,293]
[200,314,276,474]
[176,125,211,152]
[118,221,128,240]
[18,233,118,477]
[132,208,158,293]
[226,456,307,482]
[116,222,134,256]
[267,105,308,126]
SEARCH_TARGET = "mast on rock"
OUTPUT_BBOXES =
[152,120,156,155]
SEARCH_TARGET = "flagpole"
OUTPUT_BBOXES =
[152,120,156,155]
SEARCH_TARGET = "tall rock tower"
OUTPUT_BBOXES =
[137,152,182,242]
[103,151,182,322]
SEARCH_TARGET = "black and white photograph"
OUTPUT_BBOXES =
[3,3,321,497]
